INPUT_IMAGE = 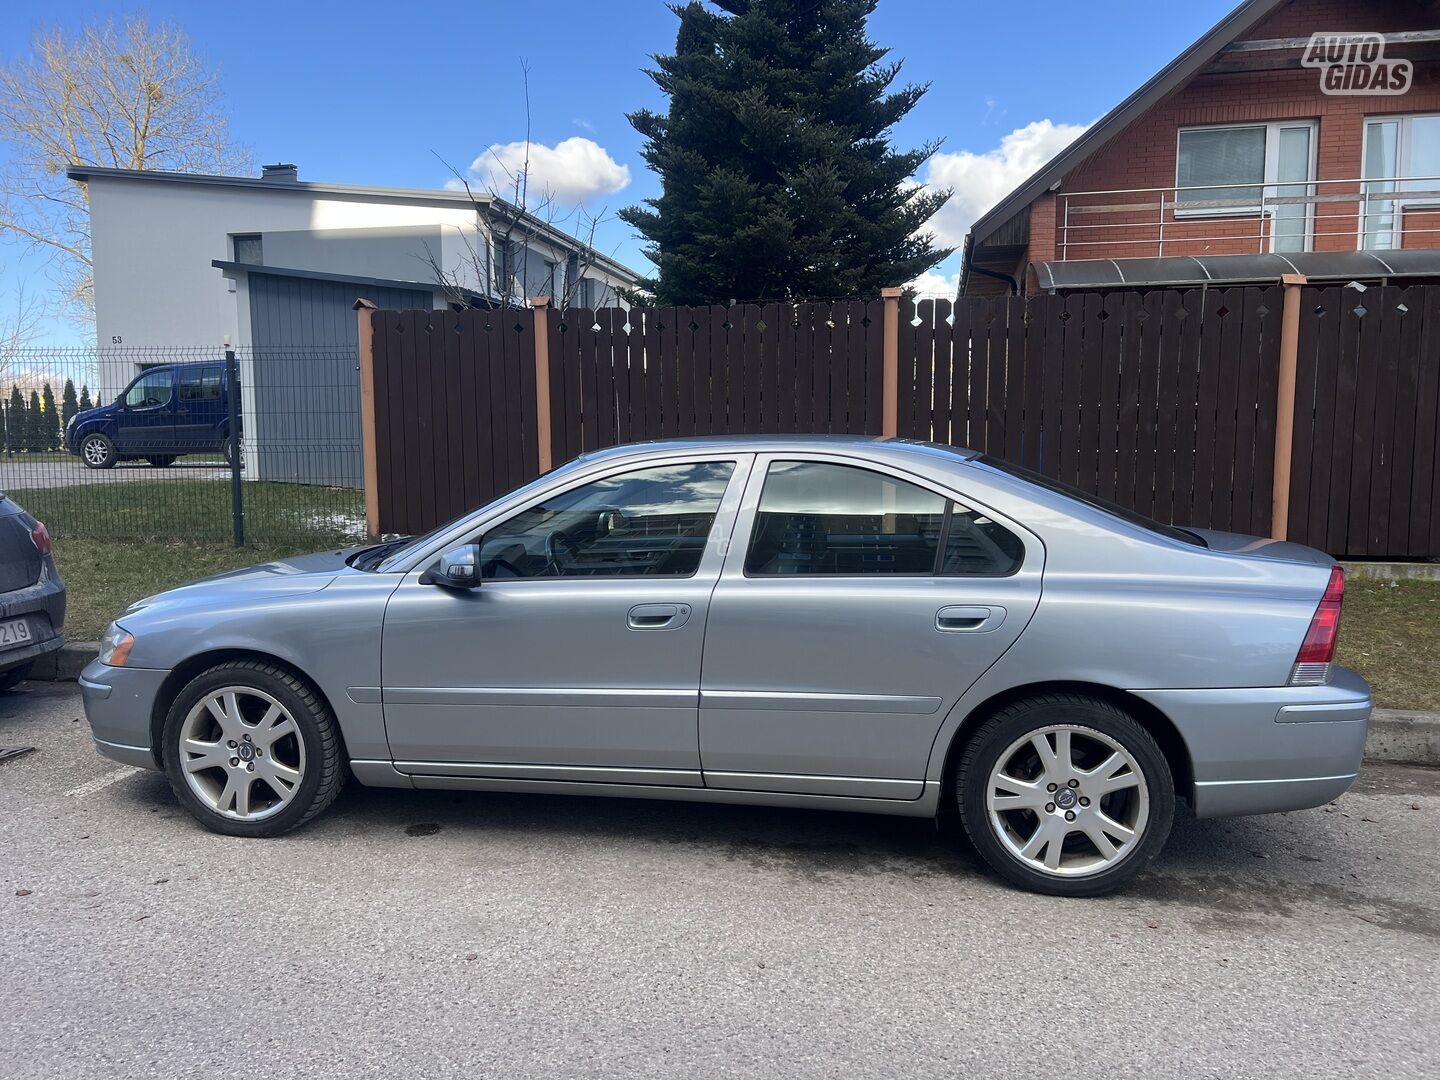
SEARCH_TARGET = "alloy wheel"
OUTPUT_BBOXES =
[82,436,110,466]
[985,724,1150,878]
[177,686,307,821]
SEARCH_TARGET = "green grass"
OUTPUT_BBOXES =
[11,479,364,549]
[1336,577,1440,712]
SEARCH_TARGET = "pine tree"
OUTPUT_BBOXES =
[61,378,79,433]
[79,384,93,411]
[26,390,43,452]
[5,387,22,452]
[41,382,59,450]
[0,390,6,452]
[621,0,951,305]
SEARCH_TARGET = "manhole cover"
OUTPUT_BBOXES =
[0,746,35,763]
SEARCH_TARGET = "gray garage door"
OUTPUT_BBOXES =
[247,273,432,488]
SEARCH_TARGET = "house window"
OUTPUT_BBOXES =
[1175,122,1316,252]
[1362,114,1440,249]
[543,258,559,299]
[232,234,262,264]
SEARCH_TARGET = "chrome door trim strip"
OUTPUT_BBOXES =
[700,689,942,714]
[382,687,698,708]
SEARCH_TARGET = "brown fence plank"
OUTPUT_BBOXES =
[1369,289,1404,554]
[1326,293,1363,554]
[1418,287,1440,556]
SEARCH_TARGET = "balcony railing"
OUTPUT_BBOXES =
[1056,175,1440,260]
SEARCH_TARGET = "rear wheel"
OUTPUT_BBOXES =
[956,693,1174,897]
[161,661,345,837]
[80,432,117,469]
[222,434,242,469]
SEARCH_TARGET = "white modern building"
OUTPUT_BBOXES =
[69,163,644,487]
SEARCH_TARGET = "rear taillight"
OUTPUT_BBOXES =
[30,520,51,557]
[1290,565,1344,685]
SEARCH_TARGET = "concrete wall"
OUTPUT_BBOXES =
[85,174,634,395]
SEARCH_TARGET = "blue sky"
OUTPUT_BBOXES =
[0,0,1242,343]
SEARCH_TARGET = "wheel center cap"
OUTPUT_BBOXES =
[1055,788,1077,809]
[237,743,255,762]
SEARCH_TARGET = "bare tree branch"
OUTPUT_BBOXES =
[0,14,250,322]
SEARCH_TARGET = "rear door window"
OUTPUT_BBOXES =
[745,461,1023,577]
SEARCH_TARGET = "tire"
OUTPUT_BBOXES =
[956,693,1175,897]
[161,660,345,837]
[222,434,242,469]
[145,455,177,468]
[0,663,31,692]
[80,432,117,469]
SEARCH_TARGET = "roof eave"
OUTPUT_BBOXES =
[965,0,1289,253]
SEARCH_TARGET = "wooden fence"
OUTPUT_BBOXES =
[357,283,1440,560]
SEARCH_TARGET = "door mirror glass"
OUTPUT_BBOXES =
[424,544,483,589]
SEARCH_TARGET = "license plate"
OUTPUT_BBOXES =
[0,619,32,647]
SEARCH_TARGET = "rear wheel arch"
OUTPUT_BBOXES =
[150,649,346,768]
[939,680,1193,805]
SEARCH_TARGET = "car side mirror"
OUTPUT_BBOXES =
[421,544,483,589]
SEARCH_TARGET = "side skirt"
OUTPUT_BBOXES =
[348,759,939,818]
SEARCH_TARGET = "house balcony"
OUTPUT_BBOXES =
[1055,176,1440,264]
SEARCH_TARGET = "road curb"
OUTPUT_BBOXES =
[28,642,98,681]
[25,645,1440,766]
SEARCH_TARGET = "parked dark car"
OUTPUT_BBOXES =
[0,494,65,690]
[65,362,238,469]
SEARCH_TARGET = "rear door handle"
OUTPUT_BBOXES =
[936,605,1006,633]
[628,603,691,630]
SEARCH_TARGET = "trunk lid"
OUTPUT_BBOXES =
[1185,528,1334,569]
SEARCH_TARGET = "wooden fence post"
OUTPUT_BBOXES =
[1270,273,1307,541]
[353,297,381,540]
[531,296,553,472]
[881,286,902,437]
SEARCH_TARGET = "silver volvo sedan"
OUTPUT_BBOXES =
[80,437,1370,896]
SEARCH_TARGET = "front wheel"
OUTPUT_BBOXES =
[222,434,242,469]
[956,693,1175,897]
[161,661,345,837]
[80,432,117,469]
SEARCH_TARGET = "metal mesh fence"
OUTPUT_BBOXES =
[0,346,365,548]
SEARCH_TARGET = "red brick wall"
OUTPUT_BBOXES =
[1045,0,1440,265]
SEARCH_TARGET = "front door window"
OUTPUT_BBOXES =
[478,461,735,579]
[124,370,172,409]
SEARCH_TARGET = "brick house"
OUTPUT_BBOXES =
[960,0,1440,296]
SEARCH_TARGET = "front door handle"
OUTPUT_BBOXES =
[936,605,1006,633]
[628,603,691,631]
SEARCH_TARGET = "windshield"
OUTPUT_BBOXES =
[974,456,1207,547]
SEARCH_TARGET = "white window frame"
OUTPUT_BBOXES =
[1174,121,1318,252]
[1359,113,1440,250]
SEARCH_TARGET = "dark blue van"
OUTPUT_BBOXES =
[65,362,239,469]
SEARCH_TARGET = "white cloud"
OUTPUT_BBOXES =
[466,136,631,205]
[908,267,961,299]
[920,119,1090,248]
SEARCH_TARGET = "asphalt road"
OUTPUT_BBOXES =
[3,681,1438,1079]
[0,458,229,490]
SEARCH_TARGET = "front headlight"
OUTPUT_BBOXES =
[98,623,135,667]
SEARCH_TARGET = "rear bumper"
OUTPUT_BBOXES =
[78,659,170,771]
[1131,666,1372,818]
[0,570,66,673]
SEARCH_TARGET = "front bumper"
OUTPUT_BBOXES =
[78,658,171,771]
[1132,666,1372,818]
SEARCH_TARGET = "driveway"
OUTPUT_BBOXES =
[0,458,230,491]
[2,682,1437,1079]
